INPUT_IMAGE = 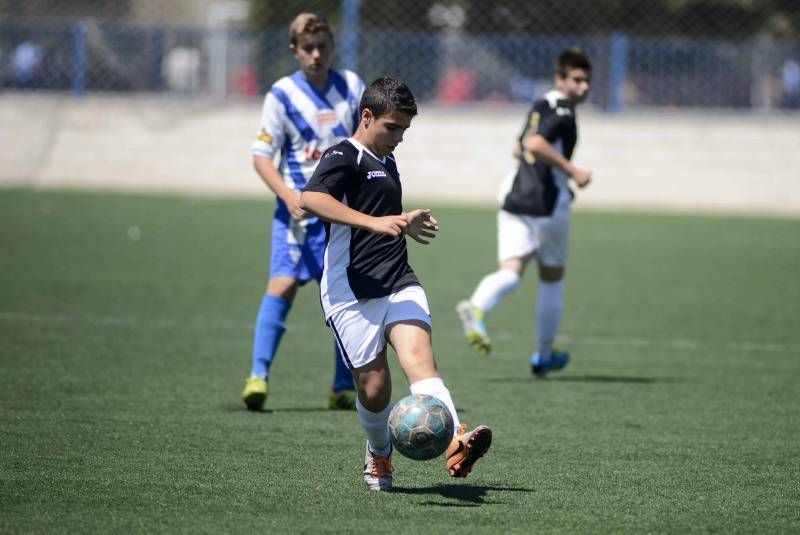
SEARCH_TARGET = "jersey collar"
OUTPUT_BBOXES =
[346,137,386,164]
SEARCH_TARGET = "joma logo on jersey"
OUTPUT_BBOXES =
[366,170,387,180]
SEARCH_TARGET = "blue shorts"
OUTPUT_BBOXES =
[269,208,327,285]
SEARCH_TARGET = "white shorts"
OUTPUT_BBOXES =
[497,201,571,266]
[326,285,431,370]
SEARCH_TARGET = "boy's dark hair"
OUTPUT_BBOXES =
[359,76,418,118]
[289,12,333,46]
[556,48,592,77]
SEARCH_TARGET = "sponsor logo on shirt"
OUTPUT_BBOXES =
[257,129,273,144]
[305,147,323,161]
[556,106,572,116]
[366,170,387,180]
[316,110,338,126]
[324,150,344,158]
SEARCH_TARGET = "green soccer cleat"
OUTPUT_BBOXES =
[456,300,491,355]
[329,388,357,410]
[242,376,268,411]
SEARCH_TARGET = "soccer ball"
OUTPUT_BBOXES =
[388,394,454,461]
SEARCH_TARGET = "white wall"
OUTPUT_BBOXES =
[2,94,799,216]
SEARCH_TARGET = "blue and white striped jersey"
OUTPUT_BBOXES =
[252,69,365,196]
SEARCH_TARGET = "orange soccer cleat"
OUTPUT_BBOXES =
[446,424,492,478]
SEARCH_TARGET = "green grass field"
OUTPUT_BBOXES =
[1,188,798,533]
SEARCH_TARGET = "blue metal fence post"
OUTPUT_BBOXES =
[341,0,360,72]
[72,20,87,97]
[608,32,628,113]
[149,27,165,91]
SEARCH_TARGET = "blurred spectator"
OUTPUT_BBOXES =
[781,58,800,109]
[233,66,258,97]
[12,41,43,89]
[162,46,201,92]
[437,68,475,103]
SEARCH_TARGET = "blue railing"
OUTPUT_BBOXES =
[1,19,798,111]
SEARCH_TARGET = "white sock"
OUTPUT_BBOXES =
[356,398,393,457]
[536,279,564,360]
[470,268,520,312]
[409,377,461,433]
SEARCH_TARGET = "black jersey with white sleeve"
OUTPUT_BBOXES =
[303,138,420,314]
[500,90,578,217]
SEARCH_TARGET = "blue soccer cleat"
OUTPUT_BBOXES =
[531,349,570,378]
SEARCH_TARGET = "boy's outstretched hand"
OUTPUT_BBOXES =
[404,209,439,245]
[571,167,592,188]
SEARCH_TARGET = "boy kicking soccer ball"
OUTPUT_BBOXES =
[300,76,492,491]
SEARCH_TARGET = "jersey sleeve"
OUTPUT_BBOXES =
[303,147,356,201]
[354,75,366,99]
[535,100,574,143]
[251,89,285,159]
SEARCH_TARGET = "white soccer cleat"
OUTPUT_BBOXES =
[363,442,393,491]
[456,300,491,355]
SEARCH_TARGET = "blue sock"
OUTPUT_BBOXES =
[332,343,354,393]
[250,295,291,379]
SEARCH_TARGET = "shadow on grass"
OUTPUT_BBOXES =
[488,374,674,384]
[224,404,471,414]
[390,484,533,506]
[550,374,665,384]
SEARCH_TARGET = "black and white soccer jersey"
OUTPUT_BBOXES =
[500,90,578,217]
[304,138,420,316]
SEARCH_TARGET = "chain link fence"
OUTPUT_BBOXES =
[1,0,799,110]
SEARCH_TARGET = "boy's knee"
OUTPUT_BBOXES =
[266,276,299,300]
[358,386,390,412]
[356,370,391,411]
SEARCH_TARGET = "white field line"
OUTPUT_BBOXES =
[2,310,800,355]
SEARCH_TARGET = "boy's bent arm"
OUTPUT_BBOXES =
[524,135,592,187]
[300,191,409,237]
[253,155,307,219]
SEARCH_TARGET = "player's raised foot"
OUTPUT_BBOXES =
[329,388,357,410]
[446,424,492,478]
[242,376,268,411]
[531,349,570,378]
[363,442,393,491]
[455,300,491,355]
